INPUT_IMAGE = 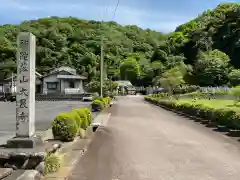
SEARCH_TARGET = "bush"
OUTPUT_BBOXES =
[98,97,108,107]
[92,99,104,111]
[44,153,61,175]
[145,95,240,130]
[104,97,111,104]
[91,97,112,112]
[71,110,82,128]
[52,112,78,142]
[74,108,89,130]
[82,108,92,125]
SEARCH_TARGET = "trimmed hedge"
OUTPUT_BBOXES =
[91,97,112,112]
[82,108,92,125]
[52,107,93,142]
[44,152,61,175]
[74,108,89,130]
[52,112,78,142]
[145,96,240,130]
[92,99,104,111]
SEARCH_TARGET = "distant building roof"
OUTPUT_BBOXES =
[43,66,86,79]
[57,74,86,80]
[127,87,136,91]
[115,80,132,87]
[49,66,77,75]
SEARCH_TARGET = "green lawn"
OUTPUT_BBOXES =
[176,99,240,112]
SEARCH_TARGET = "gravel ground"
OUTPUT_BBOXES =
[0,101,91,144]
[68,96,240,180]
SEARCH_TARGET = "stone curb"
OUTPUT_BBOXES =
[0,103,113,180]
[36,129,52,142]
[38,99,114,142]
[44,136,91,180]
[4,170,42,180]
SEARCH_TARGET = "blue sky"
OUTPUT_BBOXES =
[0,0,239,33]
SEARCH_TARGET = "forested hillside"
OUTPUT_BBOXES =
[1,3,240,87]
[0,17,167,84]
[161,3,240,87]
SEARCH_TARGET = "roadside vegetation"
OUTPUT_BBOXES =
[1,3,240,89]
[51,97,112,142]
[43,96,113,175]
[145,86,240,131]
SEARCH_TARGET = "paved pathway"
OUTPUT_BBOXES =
[0,101,91,145]
[69,96,240,180]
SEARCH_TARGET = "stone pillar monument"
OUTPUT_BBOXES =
[7,32,40,148]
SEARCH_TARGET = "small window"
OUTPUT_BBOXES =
[69,81,75,88]
[47,82,58,90]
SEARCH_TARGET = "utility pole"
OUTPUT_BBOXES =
[11,72,14,94]
[100,37,104,97]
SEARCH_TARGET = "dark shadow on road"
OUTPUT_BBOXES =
[68,126,115,180]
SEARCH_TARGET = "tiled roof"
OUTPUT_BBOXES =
[57,74,86,80]
[115,80,132,87]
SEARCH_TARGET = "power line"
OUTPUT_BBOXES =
[111,0,120,21]
[100,0,120,97]
[104,0,109,19]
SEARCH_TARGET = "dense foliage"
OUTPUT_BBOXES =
[1,3,240,87]
[91,96,112,112]
[0,17,166,84]
[52,107,92,141]
[165,3,240,86]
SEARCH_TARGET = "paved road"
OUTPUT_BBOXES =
[0,101,91,144]
[69,96,240,180]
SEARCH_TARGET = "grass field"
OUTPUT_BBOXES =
[176,99,240,112]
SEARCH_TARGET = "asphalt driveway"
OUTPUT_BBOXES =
[68,96,240,180]
[0,101,91,144]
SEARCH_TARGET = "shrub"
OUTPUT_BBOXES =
[145,95,240,130]
[104,97,111,104]
[78,128,86,138]
[91,97,112,112]
[44,153,61,175]
[52,112,78,142]
[98,97,108,107]
[75,108,89,130]
[71,110,82,128]
[92,99,104,111]
[82,108,92,125]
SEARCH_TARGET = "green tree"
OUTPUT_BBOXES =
[120,57,141,84]
[0,16,167,83]
[229,69,240,86]
[194,50,230,86]
[156,65,186,94]
[85,80,118,95]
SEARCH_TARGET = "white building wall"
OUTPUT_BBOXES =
[74,80,84,93]
[43,74,60,94]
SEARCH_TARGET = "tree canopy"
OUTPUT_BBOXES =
[0,17,167,83]
[1,3,240,87]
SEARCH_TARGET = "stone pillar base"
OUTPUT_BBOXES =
[6,136,43,148]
